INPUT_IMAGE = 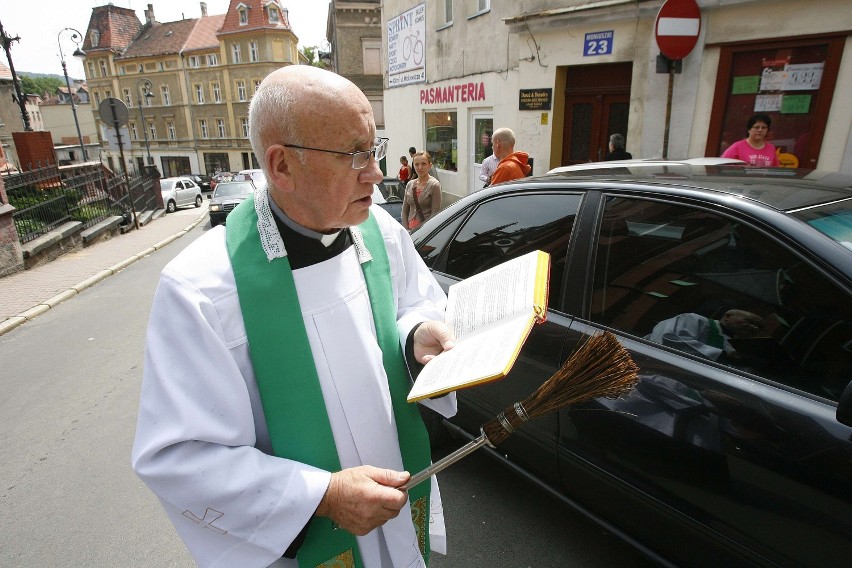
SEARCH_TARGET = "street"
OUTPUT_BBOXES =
[0,219,655,567]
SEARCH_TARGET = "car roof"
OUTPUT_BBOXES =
[488,165,852,212]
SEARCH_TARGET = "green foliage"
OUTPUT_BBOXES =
[19,74,65,98]
[299,46,329,68]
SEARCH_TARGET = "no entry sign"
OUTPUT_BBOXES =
[655,0,701,61]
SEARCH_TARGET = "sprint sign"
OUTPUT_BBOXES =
[655,0,701,61]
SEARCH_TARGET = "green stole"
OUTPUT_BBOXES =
[707,319,725,350]
[225,196,432,567]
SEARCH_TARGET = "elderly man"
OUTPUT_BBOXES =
[489,127,531,185]
[644,309,765,361]
[132,66,457,568]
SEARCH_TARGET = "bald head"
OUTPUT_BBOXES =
[249,66,373,175]
[492,128,516,160]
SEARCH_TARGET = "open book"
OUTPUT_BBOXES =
[407,250,550,402]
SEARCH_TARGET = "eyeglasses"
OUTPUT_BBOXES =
[281,137,389,169]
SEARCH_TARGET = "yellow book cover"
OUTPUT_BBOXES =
[407,250,550,402]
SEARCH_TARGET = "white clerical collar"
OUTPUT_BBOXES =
[254,185,371,263]
[267,191,342,247]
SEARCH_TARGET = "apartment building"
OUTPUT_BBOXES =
[81,0,305,177]
[382,0,852,201]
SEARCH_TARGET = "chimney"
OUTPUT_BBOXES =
[144,3,156,25]
[200,2,207,17]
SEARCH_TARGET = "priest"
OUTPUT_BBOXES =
[132,65,457,568]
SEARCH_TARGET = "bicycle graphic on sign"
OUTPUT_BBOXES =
[402,28,424,67]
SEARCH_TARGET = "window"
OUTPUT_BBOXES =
[475,0,490,13]
[240,116,249,138]
[99,60,108,77]
[370,99,384,129]
[144,91,153,107]
[161,85,171,106]
[130,122,138,141]
[709,38,845,169]
[363,39,381,75]
[148,122,156,140]
[138,64,144,73]
[249,41,259,62]
[199,119,209,138]
[419,193,581,309]
[105,88,112,98]
[119,65,126,76]
[443,0,453,26]
[212,82,222,103]
[93,91,101,106]
[195,84,204,104]
[236,80,247,101]
[216,118,225,138]
[268,6,280,23]
[424,111,458,171]
[253,79,261,93]
[238,7,248,25]
[232,43,242,63]
[90,30,100,47]
[591,197,852,401]
[188,56,200,68]
[207,53,219,66]
[88,62,96,77]
[167,121,176,140]
[122,88,132,108]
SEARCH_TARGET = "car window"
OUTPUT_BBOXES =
[175,181,183,189]
[591,196,852,401]
[424,193,581,309]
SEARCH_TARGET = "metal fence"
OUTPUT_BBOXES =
[2,163,159,244]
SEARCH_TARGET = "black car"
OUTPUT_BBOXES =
[190,174,213,191]
[208,181,254,227]
[413,164,852,566]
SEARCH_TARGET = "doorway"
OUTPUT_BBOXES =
[469,112,493,193]
[561,62,632,165]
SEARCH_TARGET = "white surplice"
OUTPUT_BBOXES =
[132,192,456,568]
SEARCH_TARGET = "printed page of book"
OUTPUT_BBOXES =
[446,251,541,341]
[406,312,534,402]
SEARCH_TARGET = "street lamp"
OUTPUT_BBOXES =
[57,27,88,161]
[136,78,154,166]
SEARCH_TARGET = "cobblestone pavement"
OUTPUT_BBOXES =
[0,204,208,335]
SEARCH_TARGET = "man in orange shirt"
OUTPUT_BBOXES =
[489,128,531,185]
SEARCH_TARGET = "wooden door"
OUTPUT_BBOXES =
[561,63,632,165]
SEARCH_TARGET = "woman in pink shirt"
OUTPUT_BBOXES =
[722,113,779,167]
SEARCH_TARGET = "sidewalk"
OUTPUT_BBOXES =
[0,205,208,336]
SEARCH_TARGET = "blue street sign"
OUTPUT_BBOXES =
[584,31,614,56]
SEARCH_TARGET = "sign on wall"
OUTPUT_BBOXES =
[584,31,613,56]
[387,3,426,88]
[519,89,552,110]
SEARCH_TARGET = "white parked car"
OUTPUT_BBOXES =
[234,169,266,186]
[160,176,203,213]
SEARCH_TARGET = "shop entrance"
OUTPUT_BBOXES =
[561,62,632,165]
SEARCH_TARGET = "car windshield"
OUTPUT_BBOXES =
[214,182,254,197]
[160,180,175,190]
[791,200,852,251]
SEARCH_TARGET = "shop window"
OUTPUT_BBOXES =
[707,36,844,170]
[425,111,458,171]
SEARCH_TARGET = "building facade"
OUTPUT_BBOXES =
[382,0,852,202]
[81,1,305,177]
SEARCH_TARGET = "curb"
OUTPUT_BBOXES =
[0,211,208,337]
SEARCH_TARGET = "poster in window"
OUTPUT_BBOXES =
[782,63,823,91]
[754,94,783,113]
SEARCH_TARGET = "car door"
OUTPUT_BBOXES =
[415,188,584,483]
[180,178,198,206]
[557,193,852,565]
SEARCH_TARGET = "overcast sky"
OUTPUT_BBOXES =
[1,0,330,79]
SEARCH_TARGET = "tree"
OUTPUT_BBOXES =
[299,46,330,69]
[19,75,64,98]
